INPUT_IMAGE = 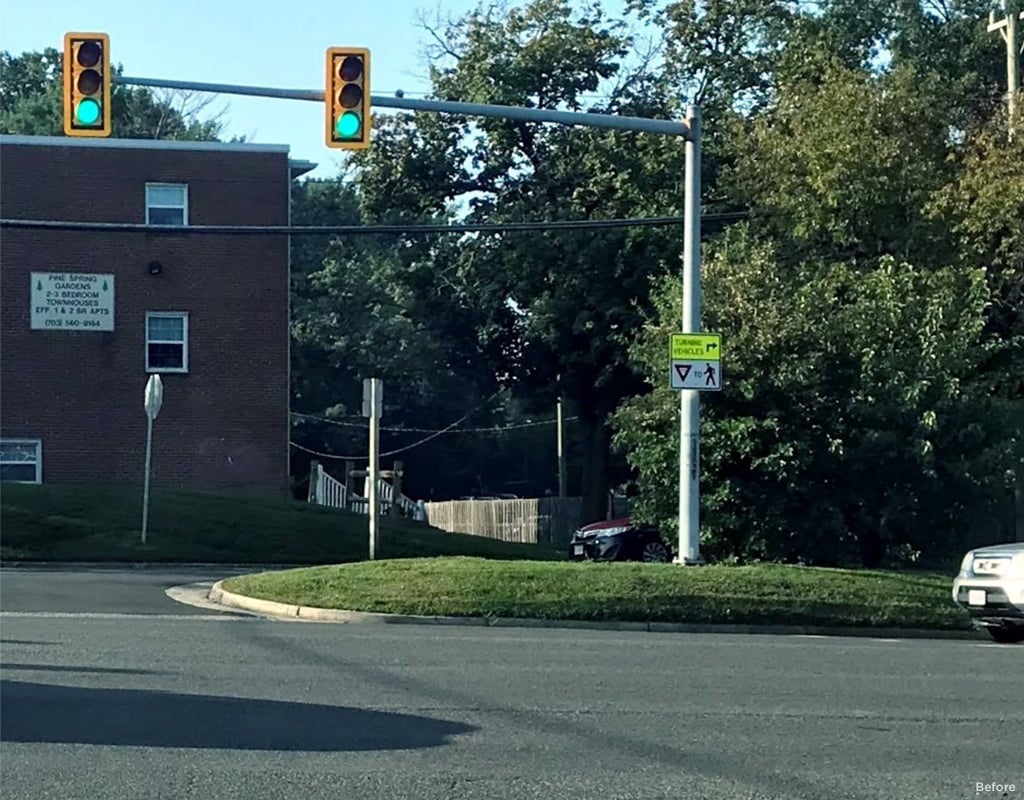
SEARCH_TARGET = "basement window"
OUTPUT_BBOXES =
[0,439,42,483]
[145,183,188,226]
[146,312,189,373]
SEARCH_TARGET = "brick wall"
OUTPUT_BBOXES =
[0,138,291,496]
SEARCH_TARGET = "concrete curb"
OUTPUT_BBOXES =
[207,581,985,640]
[1,561,303,571]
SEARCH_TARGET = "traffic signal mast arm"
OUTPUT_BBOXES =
[115,75,692,139]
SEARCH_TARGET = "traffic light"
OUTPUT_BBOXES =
[325,47,371,150]
[63,32,112,137]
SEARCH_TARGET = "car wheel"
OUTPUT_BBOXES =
[640,541,670,563]
[986,627,1024,644]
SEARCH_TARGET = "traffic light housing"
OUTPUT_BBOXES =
[325,47,370,150]
[63,32,112,137]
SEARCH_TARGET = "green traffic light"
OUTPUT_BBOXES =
[75,98,101,125]
[335,111,361,138]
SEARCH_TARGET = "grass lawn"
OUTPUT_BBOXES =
[223,557,971,630]
[0,483,563,564]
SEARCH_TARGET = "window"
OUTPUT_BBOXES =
[1,439,42,483]
[145,183,188,226]
[146,312,189,373]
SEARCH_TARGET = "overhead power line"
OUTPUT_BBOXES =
[0,211,751,236]
[290,410,577,433]
[291,391,504,460]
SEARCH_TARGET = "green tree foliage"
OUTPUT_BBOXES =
[614,227,1014,567]
[1,48,231,140]
[346,0,686,521]
[292,0,1020,548]
[610,0,1022,566]
[723,63,954,263]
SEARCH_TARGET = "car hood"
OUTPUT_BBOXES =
[579,518,632,533]
[970,542,1024,557]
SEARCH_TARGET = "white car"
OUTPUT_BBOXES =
[952,542,1024,643]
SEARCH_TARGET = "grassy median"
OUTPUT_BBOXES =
[222,557,971,630]
[0,484,562,564]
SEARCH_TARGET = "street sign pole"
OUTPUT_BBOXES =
[364,378,383,560]
[141,374,164,545]
[678,105,704,566]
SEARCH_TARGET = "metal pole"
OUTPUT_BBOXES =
[115,75,691,138]
[368,381,380,560]
[141,415,153,545]
[677,105,703,566]
[1008,1,1020,135]
[557,394,567,498]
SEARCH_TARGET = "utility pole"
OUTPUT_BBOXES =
[990,0,1023,136]
[362,378,383,560]
[556,378,567,498]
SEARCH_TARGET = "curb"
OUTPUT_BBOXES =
[207,581,985,640]
[1,561,304,571]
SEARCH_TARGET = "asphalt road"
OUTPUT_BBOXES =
[1,567,1021,800]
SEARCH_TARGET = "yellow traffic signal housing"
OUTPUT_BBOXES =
[63,32,112,137]
[325,47,371,150]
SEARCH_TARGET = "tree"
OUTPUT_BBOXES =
[348,0,689,521]
[928,112,1024,540]
[614,226,1013,567]
[1,48,232,140]
[722,61,955,265]
[288,174,543,501]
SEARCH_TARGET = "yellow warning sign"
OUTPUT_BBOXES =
[670,333,721,361]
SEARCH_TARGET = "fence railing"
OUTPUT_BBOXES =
[308,462,422,519]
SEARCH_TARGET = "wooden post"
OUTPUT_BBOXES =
[344,460,355,510]
[390,460,404,518]
[307,460,321,504]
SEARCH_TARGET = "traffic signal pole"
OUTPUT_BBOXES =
[115,75,688,136]
[113,73,703,564]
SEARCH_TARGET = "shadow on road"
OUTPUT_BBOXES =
[1,663,170,676]
[0,640,59,646]
[0,680,476,751]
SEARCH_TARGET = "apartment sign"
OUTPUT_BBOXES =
[31,272,115,331]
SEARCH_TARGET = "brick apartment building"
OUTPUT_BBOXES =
[0,135,315,496]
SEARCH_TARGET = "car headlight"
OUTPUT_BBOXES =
[596,526,629,538]
[958,552,975,575]
[1010,552,1024,577]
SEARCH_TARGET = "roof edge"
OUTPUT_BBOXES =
[0,134,290,154]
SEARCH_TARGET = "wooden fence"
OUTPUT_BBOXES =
[423,497,583,546]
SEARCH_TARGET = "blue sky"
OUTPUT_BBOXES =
[1,0,489,179]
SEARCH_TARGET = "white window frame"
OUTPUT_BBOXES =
[145,182,189,226]
[0,438,42,484]
[145,311,189,374]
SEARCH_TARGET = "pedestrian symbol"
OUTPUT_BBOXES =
[705,363,716,387]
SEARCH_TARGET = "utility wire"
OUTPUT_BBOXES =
[290,410,576,433]
[290,390,502,460]
[0,211,751,236]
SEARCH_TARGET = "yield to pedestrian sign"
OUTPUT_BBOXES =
[670,360,721,391]
[669,332,722,392]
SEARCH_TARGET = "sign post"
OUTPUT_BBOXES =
[363,377,384,560]
[141,374,163,545]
